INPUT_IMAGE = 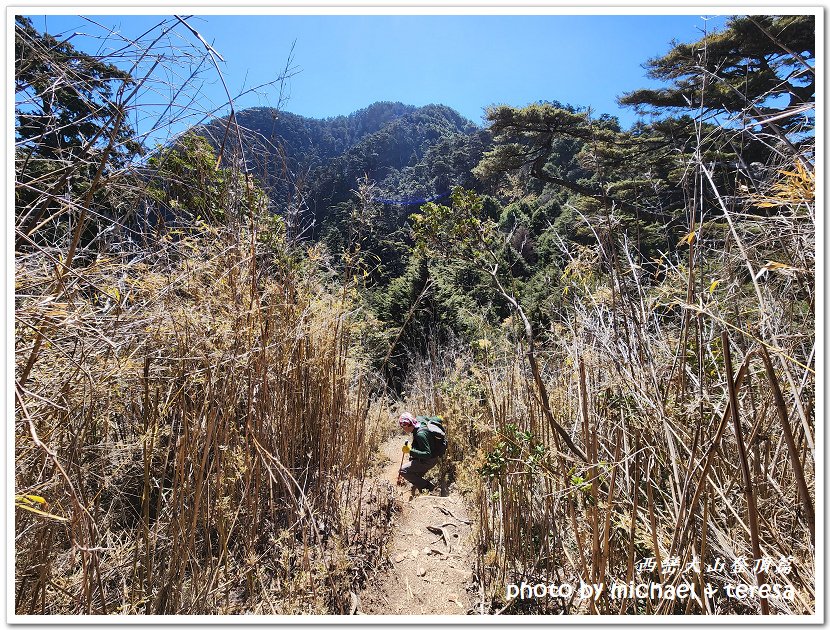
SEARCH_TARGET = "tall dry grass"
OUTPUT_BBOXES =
[15,220,389,614]
[14,17,393,615]
[466,153,815,614]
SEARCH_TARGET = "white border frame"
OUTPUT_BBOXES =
[6,3,823,625]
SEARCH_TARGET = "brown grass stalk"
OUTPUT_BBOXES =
[722,331,769,615]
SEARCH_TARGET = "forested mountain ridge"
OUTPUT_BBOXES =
[195,101,491,281]
[200,101,483,213]
[210,101,419,173]
[305,104,481,211]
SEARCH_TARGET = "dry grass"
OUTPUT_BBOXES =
[14,221,388,614]
[460,156,815,615]
[14,18,394,615]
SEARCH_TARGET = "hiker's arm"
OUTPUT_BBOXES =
[409,431,432,458]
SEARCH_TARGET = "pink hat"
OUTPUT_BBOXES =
[398,412,416,427]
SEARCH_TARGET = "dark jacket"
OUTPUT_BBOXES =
[409,420,434,460]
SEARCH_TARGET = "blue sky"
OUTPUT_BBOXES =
[27,12,731,143]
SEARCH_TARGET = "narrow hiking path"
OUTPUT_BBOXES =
[359,435,478,615]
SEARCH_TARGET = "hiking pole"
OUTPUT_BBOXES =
[397,441,408,486]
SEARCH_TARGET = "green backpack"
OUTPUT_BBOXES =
[419,415,448,457]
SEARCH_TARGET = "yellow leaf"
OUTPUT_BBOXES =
[708,279,720,294]
[763,260,794,271]
[15,494,41,506]
[677,231,696,246]
[15,503,67,522]
[562,286,570,296]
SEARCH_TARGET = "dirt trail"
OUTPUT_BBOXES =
[359,435,478,615]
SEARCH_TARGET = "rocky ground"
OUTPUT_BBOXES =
[358,436,479,615]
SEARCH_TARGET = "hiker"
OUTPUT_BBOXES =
[397,412,447,493]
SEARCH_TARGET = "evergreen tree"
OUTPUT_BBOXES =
[15,16,141,163]
[619,15,815,147]
[15,16,143,245]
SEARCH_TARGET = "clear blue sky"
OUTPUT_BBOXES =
[27,12,731,142]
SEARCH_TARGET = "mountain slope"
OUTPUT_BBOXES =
[307,104,482,215]
[199,102,488,225]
